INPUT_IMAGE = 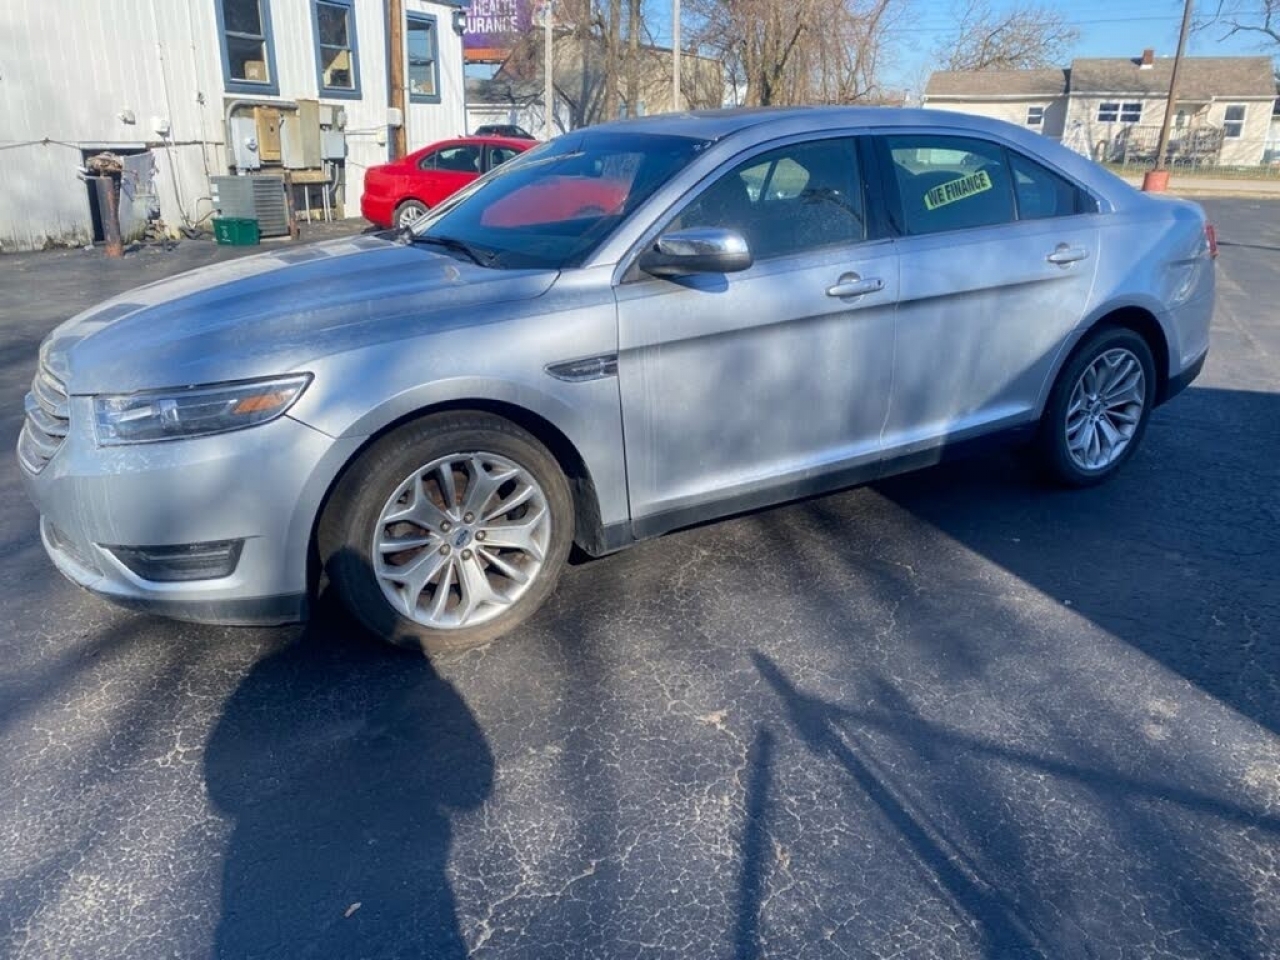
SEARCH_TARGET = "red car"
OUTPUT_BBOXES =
[360,136,536,229]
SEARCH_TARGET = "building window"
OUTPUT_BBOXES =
[1097,102,1142,123]
[1026,106,1045,127]
[1224,104,1246,138]
[407,14,440,103]
[313,0,361,98]
[216,0,279,95]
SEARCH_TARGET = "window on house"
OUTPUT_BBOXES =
[1224,104,1246,138]
[407,14,440,103]
[1098,102,1142,123]
[314,0,360,97]
[219,0,277,93]
[1026,106,1045,127]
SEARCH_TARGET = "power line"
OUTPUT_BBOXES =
[885,14,1193,35]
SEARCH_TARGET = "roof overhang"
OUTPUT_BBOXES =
[923,93,1064,102]
[1074,90,1275,99]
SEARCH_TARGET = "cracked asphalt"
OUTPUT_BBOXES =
[1,201,1278,959]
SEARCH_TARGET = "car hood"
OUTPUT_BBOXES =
[42,234,558,394]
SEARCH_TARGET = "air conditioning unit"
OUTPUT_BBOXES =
[210,175,289,237]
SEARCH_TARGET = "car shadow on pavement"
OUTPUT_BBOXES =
[872,385,1280,736]
[723,384,1278,958]
[204,590,493,959]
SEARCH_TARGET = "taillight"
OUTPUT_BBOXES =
[1205,224,1219,259]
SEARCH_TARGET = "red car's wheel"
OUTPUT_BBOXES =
[394,199,429,229]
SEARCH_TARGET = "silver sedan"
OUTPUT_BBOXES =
[19,108,1215,652]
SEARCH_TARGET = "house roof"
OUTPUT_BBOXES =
[1069,56,1275,99]
[925,56,1276,103]
[925,68,1069,99]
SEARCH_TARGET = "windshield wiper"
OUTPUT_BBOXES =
[403,232,494,267]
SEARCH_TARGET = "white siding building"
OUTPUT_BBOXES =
[924,53,1277,168]
[0,0,468,251]
[921,69,1070,140]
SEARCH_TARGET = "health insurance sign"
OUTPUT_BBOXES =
[464,0,538,62]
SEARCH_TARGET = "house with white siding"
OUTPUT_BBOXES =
[924,52,1278,168]
[919,68,1070,140]
[0,0,468,252]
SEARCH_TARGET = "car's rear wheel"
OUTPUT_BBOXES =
[1037,326,1157,486]
[320,413,573,654]
[394,199,429,229]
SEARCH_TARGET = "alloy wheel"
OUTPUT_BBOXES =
[1065,347,1146,471]
[372,452,551,629]
[397,206,426,228]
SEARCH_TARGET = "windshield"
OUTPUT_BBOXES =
[412,131,712,270]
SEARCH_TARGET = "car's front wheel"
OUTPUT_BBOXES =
[1037,326,1157,487]
[320,413,574,654]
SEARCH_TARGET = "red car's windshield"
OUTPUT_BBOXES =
[412,132,712,270]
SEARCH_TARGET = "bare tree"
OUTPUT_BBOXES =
[935,0,1079,71]
[498,0,718,130]
[687,0,901,106]
[1198,0,1280,47]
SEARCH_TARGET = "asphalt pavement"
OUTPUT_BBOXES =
[1,203,1277,959]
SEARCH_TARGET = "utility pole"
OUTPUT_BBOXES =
[626,0,640,114]
[1147,0,1194,190]
[607,0,622,120]
[543,0,555,139]
[388,0,407,159]
[672,0,682,111]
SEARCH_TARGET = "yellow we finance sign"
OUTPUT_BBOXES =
[923,170,993,211]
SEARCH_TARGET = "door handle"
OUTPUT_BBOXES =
[826,274,884,298]
[1046,245,1089,265]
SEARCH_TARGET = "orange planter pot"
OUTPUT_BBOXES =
[1142,170,1171,192]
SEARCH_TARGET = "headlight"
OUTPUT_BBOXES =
[94,374,312,445]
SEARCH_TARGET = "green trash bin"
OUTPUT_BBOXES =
[213,217,260,246]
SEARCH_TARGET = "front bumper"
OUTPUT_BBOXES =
[20,401,363,626]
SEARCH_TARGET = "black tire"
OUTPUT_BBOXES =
[1037,326,1157,487]
[393,199,429,229]
[319,412,574,654]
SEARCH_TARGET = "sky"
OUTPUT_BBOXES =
[635,0,1279,98]
[879,0,1276,94]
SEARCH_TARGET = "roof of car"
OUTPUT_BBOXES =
[413,135,536,152]
[463,135,538,147]
[578,105,1147,219]
[583,106,1059,140]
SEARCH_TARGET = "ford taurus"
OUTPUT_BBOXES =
[19,108,1215,653]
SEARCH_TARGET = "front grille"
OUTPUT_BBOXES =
[18,364,70,473]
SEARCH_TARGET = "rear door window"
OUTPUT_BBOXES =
[1009,152,1095,219]
[486,145,522,170]
[420,144,481,173]
[884,134,1094,234]
[884,135,1015,236]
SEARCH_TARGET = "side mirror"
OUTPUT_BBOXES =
[638,227,753,277]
